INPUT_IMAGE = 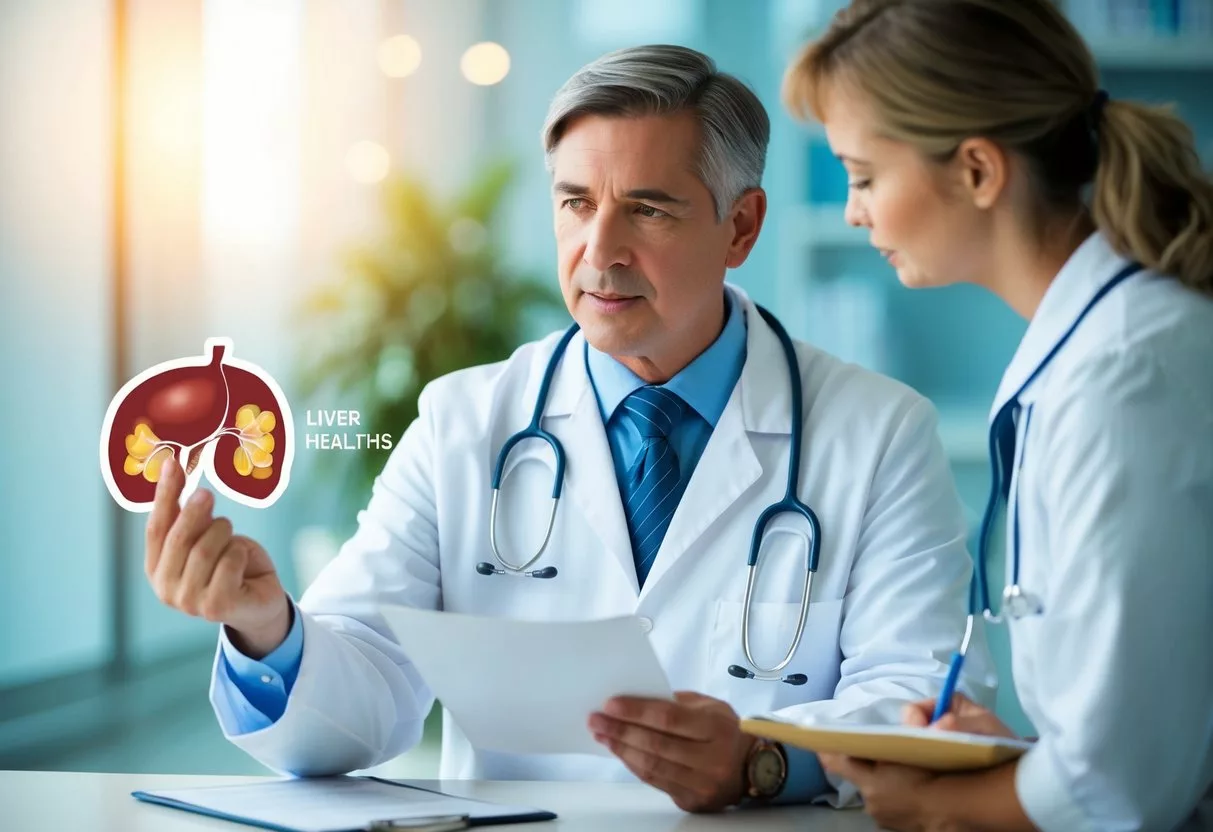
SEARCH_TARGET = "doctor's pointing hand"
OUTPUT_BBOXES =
[144,44,994,813]
[144,458,291,660]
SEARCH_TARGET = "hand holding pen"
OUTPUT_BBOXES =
[904,692,1017,737]
[904,616,1016,737]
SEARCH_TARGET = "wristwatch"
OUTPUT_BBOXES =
[743,738,788,800]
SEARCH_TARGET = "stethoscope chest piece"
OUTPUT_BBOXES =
[1004,583,1044,619]
[982,583,1045,624]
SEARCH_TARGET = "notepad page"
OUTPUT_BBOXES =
[147,778,512,832]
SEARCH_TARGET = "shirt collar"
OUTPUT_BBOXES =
[992,232,1136,417]
[586,287,748,427]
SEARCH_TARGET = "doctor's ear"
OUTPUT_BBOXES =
[723,188,767,269]
[952,137,1008,211]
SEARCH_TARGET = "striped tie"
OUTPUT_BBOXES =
[620,386,686,587]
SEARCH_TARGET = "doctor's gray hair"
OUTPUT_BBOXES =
[542,45,770,223]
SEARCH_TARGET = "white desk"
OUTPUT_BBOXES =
[0,770,878,831]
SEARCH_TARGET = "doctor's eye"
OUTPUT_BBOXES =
[634,204,669,219]
[561,198,588,211]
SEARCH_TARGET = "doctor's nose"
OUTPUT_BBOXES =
[844,191,870,229]
[582,213,632,272]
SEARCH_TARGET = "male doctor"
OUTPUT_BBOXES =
[144,45,994,812]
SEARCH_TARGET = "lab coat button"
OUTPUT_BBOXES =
[637,617,653,633]
[260,675,273,684]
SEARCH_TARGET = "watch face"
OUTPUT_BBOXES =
[751,747,786,794]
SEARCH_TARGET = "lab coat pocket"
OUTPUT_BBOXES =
[706,598,844,711]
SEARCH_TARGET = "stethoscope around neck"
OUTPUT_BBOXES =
[474,324,579,581]
[476,305,822,685]
[972,261,1143,626]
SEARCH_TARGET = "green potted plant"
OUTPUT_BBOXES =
[295,159,564,528]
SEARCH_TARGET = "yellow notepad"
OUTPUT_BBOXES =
[741,717,1033,771]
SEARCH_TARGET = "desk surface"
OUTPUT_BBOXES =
[0,770,877,831]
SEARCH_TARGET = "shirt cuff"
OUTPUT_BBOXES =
[1015,740,1091,832]
[218,602,304,724]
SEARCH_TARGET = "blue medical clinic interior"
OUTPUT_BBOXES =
[2,0,1210,776]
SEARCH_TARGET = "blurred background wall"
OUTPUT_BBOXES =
[1,0,1210,777]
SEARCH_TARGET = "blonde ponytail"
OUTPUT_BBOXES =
[1094,99,1213,293]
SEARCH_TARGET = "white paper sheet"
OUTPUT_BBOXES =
[139,777,547,832]
[381,605,674,756]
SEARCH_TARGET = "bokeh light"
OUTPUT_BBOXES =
[378,34,422,78]
[460,41,510,86]
[346,140,390,183]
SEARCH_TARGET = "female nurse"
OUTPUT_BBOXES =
[782,1,1213,829]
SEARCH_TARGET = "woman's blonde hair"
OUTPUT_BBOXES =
[783,0,1213,293]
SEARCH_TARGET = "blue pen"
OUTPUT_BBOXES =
[931,614,974,724]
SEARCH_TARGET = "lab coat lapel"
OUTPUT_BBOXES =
[640,296,789,596]
[538,333,640,595]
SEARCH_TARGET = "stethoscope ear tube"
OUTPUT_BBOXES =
[476,561,558,579]
[727,665,808,685]
[480,324,580,581]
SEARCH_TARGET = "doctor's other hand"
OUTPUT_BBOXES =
[589,691,753,813]
[144,456,290,659]
[903,692,1016,738]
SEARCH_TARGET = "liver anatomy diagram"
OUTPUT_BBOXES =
[100,338,294,512]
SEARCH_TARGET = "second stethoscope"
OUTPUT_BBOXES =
[475,304,822,685]
[934,261,1144,718]
[976,261,1142,625]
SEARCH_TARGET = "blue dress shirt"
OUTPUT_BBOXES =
[216,290,824,803]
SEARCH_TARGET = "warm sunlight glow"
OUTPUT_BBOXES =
[460,42,510,86]
[202,1,300,244]
[346,140,390,183]
[378,34,422,78]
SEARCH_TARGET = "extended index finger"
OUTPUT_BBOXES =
[145,455,183,575]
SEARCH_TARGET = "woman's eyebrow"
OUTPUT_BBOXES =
[837,153,871,166]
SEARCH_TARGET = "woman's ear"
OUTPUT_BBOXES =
[954,137,1008,210]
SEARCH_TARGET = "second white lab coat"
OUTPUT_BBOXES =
[997,235,1213,831]
[211,285,995,801]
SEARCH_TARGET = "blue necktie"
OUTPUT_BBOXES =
[620,386,686,587]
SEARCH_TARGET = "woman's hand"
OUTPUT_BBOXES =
[904,692,1018,738]
[818,696,1030,831]
[818,755,944,832]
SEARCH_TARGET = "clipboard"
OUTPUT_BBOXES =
[741,717,1034,771]
[132,776,556,832]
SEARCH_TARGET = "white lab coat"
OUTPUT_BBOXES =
[997,234,1213,831]
[211,285,995,801]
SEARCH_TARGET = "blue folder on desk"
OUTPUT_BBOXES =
[132,776,557,832]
